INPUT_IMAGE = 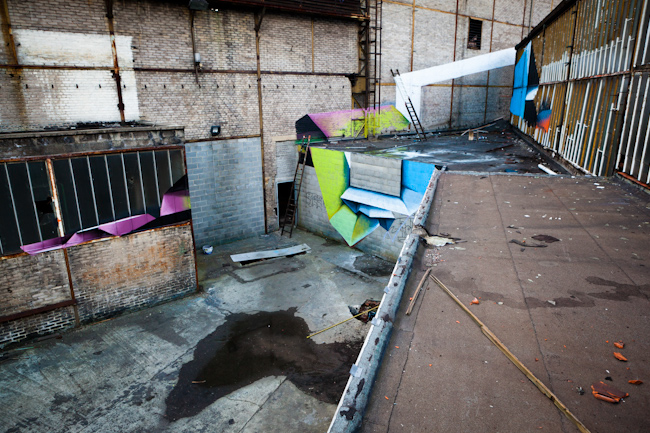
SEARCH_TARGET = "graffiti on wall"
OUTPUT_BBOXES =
[310,148,434,246]
[295,105,410,140]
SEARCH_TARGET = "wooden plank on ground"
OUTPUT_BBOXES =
[230,244,310,262]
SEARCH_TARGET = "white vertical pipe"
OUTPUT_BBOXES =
[575,81,592,164]
[623,76,644,172]
[616,75,636,169]
[584,80,604,173]
[599,103,615,176]
[633,0,649,67]
[630,78,650,177]
[559,82,574,154]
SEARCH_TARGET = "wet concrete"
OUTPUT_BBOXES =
[0,229,392,433]
[325,120,567,174]
[165,309,362,420]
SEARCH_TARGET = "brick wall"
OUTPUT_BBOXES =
[297,164,408,261]
[186,138,265,247]
[1,0,359,235]
[67,223,197,324]
[380,0,554,129]
[0,224,197,347]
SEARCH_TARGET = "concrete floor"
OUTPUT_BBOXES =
[0,229,392,433]
[362,173,650,433]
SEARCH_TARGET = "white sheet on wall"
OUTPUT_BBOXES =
[395,48,516,120]
[13,29,139,123]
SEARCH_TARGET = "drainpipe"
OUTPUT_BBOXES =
[448,0,459,128]
[105,0,126,124]
[255,9,268,233]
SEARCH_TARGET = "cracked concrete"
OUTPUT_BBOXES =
[0,229,393,433]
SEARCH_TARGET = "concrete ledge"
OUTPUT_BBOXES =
[327,168,441,433]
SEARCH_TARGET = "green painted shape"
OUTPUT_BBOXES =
[351,213,379,245]
[310,148,350,219]
[330,204,358,245]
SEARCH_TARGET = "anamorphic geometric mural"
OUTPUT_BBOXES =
[311,148,435,246]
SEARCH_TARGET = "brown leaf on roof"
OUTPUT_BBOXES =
[614,352,628,362]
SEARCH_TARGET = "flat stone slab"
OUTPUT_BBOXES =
[230,243,311,262]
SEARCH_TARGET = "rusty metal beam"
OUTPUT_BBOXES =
[0,145,186,164]
[254,9,268,234]
[105,0,126,124]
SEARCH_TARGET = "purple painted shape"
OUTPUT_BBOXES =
[64,229,109,247]
[21,235,72,255]
[160,190,191,216]
[98,214,156,236]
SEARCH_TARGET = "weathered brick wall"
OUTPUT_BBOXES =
[297,164,408,261]
[0,250,71,317]
[185,138,265,247]
[0,250,76,346]
[67,223,197,324]
[380,0,554,129]
[0,224,197,347]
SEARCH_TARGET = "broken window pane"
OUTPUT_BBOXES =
[0,164,22,254]
[468,19,482,50]
[170,150,185,185]
[106,154,131,220]
[139,151,161,218]
[28,161,58,240]
[53,159,82,235]
[89,155,115,224]
[70,157,99,228]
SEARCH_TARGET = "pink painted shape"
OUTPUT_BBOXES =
[98,214,156,236]
[160,190,191,216]
[308,105,395,136]
[64,229,108,247]
[20,236,71,255]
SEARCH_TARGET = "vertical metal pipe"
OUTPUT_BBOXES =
[617,75,636,170]
[629,78,650,180]
[151,151,161,207]
[584,80,604,173]
[136,152,146,214]
[622,74,644,171]
[166,150,174,185]
[254,9,268,233]
[68,159,83,230]
[45,159,65,237]
[449,0,459,129]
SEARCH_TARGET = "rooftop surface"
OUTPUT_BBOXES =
[361,173,650,432]
[323,121,568,175]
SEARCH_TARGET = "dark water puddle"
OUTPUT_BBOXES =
[164,308,362,421]
[353,255,394,277]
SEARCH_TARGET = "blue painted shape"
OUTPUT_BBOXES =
[359,204,394,219]
[378,218,394,231]
[510,87,526,118]
[401,187,424,215]
[402,160,436,194]
[341,187,409,215]
[342,199,360,213]
[510,42,531,117]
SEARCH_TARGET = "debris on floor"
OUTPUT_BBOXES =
[628,380,643,385]
[591,381,629,403]
[349,299,381,323]
[531,234,560,243]
[510,239,547,248]
[614,352,628,362]
[230,243,311,263]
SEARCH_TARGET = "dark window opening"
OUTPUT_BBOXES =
[277,181,294,225]
[468,19,482,50]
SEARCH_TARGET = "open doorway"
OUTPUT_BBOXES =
[277,181,294,226]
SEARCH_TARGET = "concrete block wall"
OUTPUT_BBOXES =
[186,137,265,247]
[298,165,410,262]
[380,0,554,130]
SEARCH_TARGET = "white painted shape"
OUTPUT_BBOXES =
[341,187,409,215]
[395,48,516,119]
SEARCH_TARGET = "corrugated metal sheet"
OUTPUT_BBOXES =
[511,0,649,180]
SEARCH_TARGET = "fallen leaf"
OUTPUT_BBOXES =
[628,380,643,385]
[535,358,539,362]
[470,298,480,305]
[614,352,628,362]
[614,342,624,349]
[606,340,609,343]
[429,364,432,367]
[385,396,389,400]
[395,346,399,349]
[456,320,460,324]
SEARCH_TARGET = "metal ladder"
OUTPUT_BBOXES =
[280,138,310,238]
[391,69,427,141]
